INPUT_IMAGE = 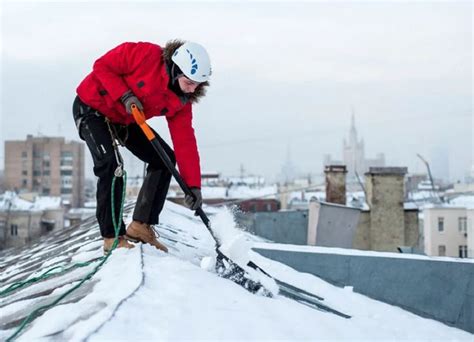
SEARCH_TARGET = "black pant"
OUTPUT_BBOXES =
[72,96,176,238]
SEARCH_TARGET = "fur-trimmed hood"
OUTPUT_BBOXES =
[162,39,209,104]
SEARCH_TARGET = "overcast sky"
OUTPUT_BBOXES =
[1,1,472,183]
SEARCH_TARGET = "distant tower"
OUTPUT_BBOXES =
[343,109,365,180]
[239,163,245,182]
[280,143,297,184]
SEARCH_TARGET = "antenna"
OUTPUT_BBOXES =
[417,153,442,203]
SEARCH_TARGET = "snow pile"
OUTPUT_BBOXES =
[200,206,279,294]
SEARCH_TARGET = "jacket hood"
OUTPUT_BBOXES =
[162,39,209,104]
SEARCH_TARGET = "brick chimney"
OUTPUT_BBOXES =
[365,167,407,251]
[324,165,347,205]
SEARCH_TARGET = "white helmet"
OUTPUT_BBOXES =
[171,42,212,83]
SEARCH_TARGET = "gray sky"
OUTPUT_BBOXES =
[1,0,472,183]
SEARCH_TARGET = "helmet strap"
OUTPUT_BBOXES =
[170,63,183,86]
[167,61,189,103]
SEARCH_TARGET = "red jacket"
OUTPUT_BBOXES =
[77,42,201,188]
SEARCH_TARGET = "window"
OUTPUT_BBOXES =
[437,217,444,232]
[43,161,50,167]
[33,170,41,176]
[21,151,27,158]
[10,224,18,236]
[438,245,446,256]
[61,178,72,187]
[42,188,50,195]
[43,170,50,176]
[22,179,27,187]
[458,217,467,233]
[61,188,73,194]
[249,203,257,213]
[22,170,28,176]
[60,170,73,176]
[459,245,468,258]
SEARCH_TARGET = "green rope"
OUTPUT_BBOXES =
[5,171,127,341]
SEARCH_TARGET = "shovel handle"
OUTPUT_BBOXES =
[131,104,155,141]
[129,104,217,240]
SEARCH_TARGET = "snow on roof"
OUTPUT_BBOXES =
[0,202,471,340]
[0,191,37,211]
[201,186,227,198]
[201,185,278,200]
[254,243,474,264]
[32,196,62,210]
[403,202,419,210]
[408,190,438,202]
[228,185,277,199]
[0,192,62,212]
[448,195,474,209]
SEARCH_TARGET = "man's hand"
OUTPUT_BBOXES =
[121,90,143,114]
[184,188,202,210]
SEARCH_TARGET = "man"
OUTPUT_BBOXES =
[73,40,211,253]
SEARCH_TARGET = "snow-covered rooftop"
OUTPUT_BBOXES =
[448,194,474,209]
[199,185,278,200]
[0,192,62,212]
[0,201,471,340]
[0,192,37,211]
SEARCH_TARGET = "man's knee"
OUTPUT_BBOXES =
[93,154,119,178]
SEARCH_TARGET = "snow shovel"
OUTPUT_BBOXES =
[129,105,353,318]
[130,104,267,294]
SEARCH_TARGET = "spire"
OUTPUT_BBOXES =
[351,107,356,130]
[280,142,296,184]
[349,107,357,144]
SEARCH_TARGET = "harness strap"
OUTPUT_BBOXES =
[105,118,126,177]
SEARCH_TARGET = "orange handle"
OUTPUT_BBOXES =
[131,104,155,141]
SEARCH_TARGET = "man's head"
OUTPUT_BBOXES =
[177,76,201,94]
[171,42,211,94]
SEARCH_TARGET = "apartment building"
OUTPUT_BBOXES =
[423,207,469,258]
[467,208,474,258]
[5,135,85,207]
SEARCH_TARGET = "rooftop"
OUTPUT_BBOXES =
[0,201,471,340]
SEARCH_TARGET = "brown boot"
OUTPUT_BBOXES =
[125,221,168,253]
[103,236,135,254]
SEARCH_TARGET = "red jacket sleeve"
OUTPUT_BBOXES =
[93,42,153,101]
[167,104,201,188]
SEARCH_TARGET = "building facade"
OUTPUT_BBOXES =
[0,192,65,249]
[5,135,85,207]
[423,207,469,258]
[468,209,474,258]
